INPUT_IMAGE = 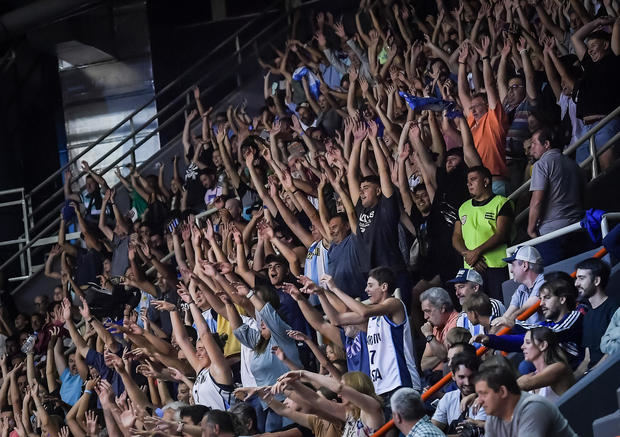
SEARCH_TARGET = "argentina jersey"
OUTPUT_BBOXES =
[366,300,421,394]
[340,328,370,375]
[304,240,329,305]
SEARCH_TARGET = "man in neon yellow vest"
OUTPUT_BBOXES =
[452,166,514,301]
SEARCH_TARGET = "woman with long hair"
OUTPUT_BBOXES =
[225,283,302,432]
[518,327,575,402]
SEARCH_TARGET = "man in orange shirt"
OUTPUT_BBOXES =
[458,37,509,195]
[420,287,460,372]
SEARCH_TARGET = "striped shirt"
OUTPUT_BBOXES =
[457,297,506,337]
[487,310,584,367]
[510,273,545,324]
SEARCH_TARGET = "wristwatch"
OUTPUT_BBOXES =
[426,334,435,343]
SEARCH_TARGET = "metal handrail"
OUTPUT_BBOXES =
[513,130,620,224]
[25,13,289,235]
[509,104,620,201]
[0,9,290,274]
[29,11,289,222]
[28,0,285,200]
[507,212,620,256]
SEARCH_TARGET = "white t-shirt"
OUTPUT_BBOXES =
[432,388,487,426]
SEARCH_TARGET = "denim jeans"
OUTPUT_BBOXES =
[576,118,620,164]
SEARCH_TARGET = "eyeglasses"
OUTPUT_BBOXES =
[509,84,525,89]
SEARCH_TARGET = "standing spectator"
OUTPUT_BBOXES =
[475,364,578,436]
[391,388,445,437]
[319,268,422,405]
[527,127,585,265]
[452,166,514,301]
[347,122,410,305]
[458,40,509,195]
[420,287,460,372]
[495,246,546,326]
[574,258,618,369]
[571,18,620,169]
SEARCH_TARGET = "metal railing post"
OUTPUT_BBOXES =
[589,135,599,179]
[235,35,242,87]
[129,116,137,168]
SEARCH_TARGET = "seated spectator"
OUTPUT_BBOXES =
[477,278,584,368]
[462,293,496,338]
[431,352,486,434]
[452,166,514,301]
[495,246,546,326]
[574,258,618,370]
[475,362,577,436]
[601,306,620,356]
[518,327,575,402]
[527,127,586,265]
[420,287,460,372]
[391,388,445,437]
[451,268,506,333]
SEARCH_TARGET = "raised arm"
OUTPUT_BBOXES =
[347,122,366,205]
[368,121,393,198]
[81,161,109,192]
[475,36,500,109]
[517,37,538,104]
[457,44,473,116]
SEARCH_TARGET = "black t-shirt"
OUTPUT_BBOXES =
[435,164,470,211]
[355,194,405,273]
[583,297,619,366]
[410,198,461,282]
[575,53,620,118]
[75,247,104,285]
[185,146,212,210]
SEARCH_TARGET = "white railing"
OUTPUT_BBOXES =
[509,105,620,203]
[506,211,620,256]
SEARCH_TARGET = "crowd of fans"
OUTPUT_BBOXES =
[2,0,620,436]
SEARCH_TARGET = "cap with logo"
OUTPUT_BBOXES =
[448,269,484,286]
[502,245,543,264]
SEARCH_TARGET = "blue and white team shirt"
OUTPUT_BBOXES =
[304,240,329,305]
[366,299,421,394]
[457,297,506,338]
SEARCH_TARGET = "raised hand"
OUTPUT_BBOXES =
[319,273,337,290]
[286,329,309,342]
[333,22,347,39]
[151,299,176,312]
[78,296,92,320]
[474,35,491,58]
[85,410,98,436]
[61,298,72,323]
[352,121,368,142]
[271,346,287,361]
[501,38,512,57]
[281,282,302,300]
